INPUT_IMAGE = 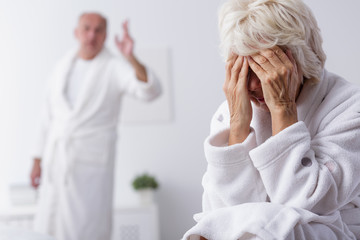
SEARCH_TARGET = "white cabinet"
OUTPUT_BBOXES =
[0,204,160,240]
[0,225,55,240]
[0,205,35,230]
[112,205,160,240]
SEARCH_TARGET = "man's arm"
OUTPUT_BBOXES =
[126,55,147,82]
[30,93,52,189]
[115,20,147,83]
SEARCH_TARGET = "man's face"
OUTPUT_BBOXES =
[75,13,107,59]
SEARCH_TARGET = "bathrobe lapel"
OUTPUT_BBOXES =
[297,70,329,137]
[51,48,112,125]
[69,48,112,122]
[51,49,76,118]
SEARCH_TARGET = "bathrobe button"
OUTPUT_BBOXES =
[301,157,312,167]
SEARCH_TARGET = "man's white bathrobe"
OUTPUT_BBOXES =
[33,48,161,240]
[183,70,360,240]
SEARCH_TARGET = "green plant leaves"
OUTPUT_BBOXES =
[132,173,159,190]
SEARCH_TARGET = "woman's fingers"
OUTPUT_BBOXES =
[251,52,275,72]
[252,46,293,75]
[251,46,284,72]
[224,53,237,89]
[273,46,293,68]
[224,55,245,95]
[238,57,249,91]
[247,56,267,83]
[230,55,244,83]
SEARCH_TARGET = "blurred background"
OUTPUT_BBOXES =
[0,0,359,239]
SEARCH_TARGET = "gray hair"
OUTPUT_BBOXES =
[219,0,326,83]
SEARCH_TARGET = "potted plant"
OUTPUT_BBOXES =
[132,173,159,206]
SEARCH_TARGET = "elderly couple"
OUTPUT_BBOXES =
[30,0,360,240]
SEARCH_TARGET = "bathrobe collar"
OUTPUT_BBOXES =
[296,69,329,132]
[55,47,111,118]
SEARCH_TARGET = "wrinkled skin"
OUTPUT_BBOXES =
[223,46,303,145]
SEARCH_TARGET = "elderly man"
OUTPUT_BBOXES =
[29,13,161,240]
[183,0,360,239]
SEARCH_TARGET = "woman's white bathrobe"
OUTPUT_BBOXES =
[33,48,161,240]
[183,70,360,240]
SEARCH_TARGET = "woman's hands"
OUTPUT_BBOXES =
[223,46,302,144]
[223,54,253,145]
[248,46,301,135]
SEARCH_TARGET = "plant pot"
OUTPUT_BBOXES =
[137,189,154,206]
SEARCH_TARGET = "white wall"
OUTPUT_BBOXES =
[303,0,360,84]
[0,0,360,239]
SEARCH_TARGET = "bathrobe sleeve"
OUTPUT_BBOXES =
[33,101,51,158]
[112,56,161,101]
[33,74,54,159]
[249,83,360,215]
[201,101,267,213]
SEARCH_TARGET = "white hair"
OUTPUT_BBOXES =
[219,0,326,83]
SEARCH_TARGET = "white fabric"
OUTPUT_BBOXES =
[65,58,91,108]
[0,225,55,240]
[33,47,161,240]
[183,70,360,240]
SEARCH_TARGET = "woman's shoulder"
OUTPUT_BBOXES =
[315,70,360,131]
[323,70,360,107]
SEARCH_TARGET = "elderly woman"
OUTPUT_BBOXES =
[183,0,360,239]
